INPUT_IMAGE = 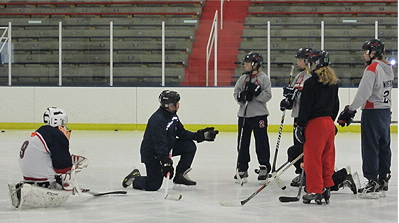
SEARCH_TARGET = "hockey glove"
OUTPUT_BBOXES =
[197,127,219,142]
[280,98,293,111]
[245,82,262,97]
[337,105,357,127]
[283,86,300,101]
[237,91,253,103]
[160,156,174,179]
[294,124,305,144]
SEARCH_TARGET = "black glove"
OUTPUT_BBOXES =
[245,82,261,97]
[280,98,293,111]
[160,156,174,179]
[337,105,357,127]
[197,127,219,143]
[237,91,253,103]
[294,124,305,144]
[283,86,299,101]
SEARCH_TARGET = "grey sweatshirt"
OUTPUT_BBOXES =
[233,71,272,118]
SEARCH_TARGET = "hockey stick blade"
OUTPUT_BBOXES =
[219,200,243,207]
[86,190,127,196]
[279,196,300,202]
[165,193,182,201]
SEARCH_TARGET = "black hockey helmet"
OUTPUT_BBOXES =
[159,90,180,108]
[308,50,330,70]
[362,39,385,58]
[295,48,313,59]
[242,52,263,69]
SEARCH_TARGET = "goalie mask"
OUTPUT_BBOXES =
[43,107,68,128]
[308,50,330,71]
[159,90,180,108]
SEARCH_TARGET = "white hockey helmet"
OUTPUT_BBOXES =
[43,107,68,127]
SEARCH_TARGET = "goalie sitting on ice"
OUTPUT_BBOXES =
[8,107,88,209]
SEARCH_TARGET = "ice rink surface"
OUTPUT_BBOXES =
[0,130,397,223]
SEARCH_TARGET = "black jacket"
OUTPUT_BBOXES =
[296,72,339,127]
[140,107,197,162]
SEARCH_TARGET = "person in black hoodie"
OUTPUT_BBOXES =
[294,50,339,205]
[122,90,218,191]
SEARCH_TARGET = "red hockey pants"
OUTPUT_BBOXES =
[303,117,336,194]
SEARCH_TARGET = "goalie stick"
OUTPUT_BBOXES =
[279,168,305,202]
[220,153,303,207]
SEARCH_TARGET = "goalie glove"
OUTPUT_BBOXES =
[337,105,357,127]
[196,127,219,142]
[71,154,88,173]
[59,172,76,192]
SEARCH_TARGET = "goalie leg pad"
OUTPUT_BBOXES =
[8,183,23,208]
[18,184,72,209]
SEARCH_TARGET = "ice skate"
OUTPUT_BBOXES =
[302,193,324,205]
[173,168,197,190]
[234,170,248,184]
[257,165,268,185]
[122,169,141,188]
[378,173,391,197]
[342,173,357,194]
[290,174,306,187]
[358,180,380,199]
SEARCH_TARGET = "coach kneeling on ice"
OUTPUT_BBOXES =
[122,90,219,191]
[8,107,88,209]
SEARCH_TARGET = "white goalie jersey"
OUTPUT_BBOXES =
[19,131,58,184]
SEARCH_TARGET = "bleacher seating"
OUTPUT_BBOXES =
[234,0,398,87]
[0,1,203,86]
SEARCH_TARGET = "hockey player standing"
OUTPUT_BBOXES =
[280,47,313,186]
[338,39,394,198]
[233,52,272,184]
[295,50,340,205]
[8,107,88,208]
[122,90,218,191]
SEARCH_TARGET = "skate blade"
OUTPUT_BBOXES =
[235,178,248,184]
[173,184,196,191]
[358,192,380,199]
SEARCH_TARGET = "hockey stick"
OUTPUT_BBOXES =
[220,153,303,207]
[164,149,182,201]
[83,189,127,197]
[279,167,305,202]
[235,101,249,186]
[267,65,295,189]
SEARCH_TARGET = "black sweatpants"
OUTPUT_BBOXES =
[133,139,196,191]
[236,115,271,172]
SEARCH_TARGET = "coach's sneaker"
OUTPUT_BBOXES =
[173,168,197,190]
[122,169,140,188]
[8,183,22,208]
[257,165,268,184]
[358,180,380,199]
[234,170,248,184]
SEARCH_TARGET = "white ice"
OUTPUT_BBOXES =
[0,130,397,223]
